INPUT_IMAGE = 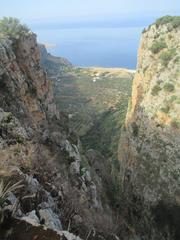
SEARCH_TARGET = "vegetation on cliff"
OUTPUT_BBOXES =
[0,15,180,240]
[155,15,180,28]
[0,17,29,39]
[0,18,128,239]
[119,15,180,240]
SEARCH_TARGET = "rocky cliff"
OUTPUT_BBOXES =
[0,20,118,240]
[38,43,72,76]
[118,16,180,240]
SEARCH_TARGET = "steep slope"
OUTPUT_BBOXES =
[118,16,180,240]
[0,19,120,240]
[39,43,72,76]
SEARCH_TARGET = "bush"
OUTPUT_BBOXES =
[0,180,23,224]
[156,16,173,26]
[161,105,170,114]
[155,16,180,28]
[160,49,175,66]
[0,17,29,39]
[163,83,175,92]
[151,85,161,96]
[171,16,180,28]
[150,40,167,54]
[169,95,177,102]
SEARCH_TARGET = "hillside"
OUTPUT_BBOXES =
[0,18,123,240]
[118,16,180,240]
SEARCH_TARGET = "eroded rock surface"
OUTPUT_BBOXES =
[0,24,116,240]
[118,18,180,239]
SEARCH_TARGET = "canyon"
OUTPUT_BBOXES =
[0,16,179,240]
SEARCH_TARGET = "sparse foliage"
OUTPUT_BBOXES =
[150,39,167,54]
[0,180,23,224]
[155,16,180,28]
[160,49,176,66]
[151,84,161,96]
[0,17,29,39]
[163,83,175,92]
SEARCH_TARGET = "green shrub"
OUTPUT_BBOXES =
[150,40,167,54]
[160,49,176,66]
[0,17,29,39]
[151,85,161,96]
[169,95,177,102]
[155,16,180,28]
[163,83,175,92]
[161,105,170,114]
[171,16,180,28]
[155,16,174,26]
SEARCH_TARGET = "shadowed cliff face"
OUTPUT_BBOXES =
[0,24,121,240]
[118,18,180,239]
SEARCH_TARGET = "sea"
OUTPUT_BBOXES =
[36,27,143,70]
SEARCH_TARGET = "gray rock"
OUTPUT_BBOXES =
[22,210,40,225]
[84,170,91,183]
[39,208,62,231]
[25,175,39,193]
[6,192,17,205]
[0,108,28,143]
[70,161,80,175]
[89,182,101,209]
[62,231,82,240]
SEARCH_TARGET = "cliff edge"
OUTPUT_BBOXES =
[119,16,180,240]
[0,18,117,240]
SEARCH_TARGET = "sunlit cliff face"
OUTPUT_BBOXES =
[118,17,180,240]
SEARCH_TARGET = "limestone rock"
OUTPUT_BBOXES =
[39,208,62,231]
[118,18,180,239]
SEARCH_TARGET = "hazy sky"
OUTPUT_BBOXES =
[1,0,180,28]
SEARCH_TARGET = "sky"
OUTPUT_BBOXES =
[0,0,180,29]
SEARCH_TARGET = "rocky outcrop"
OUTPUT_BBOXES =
[0,34,59,131]
[3,218,82,240]
[118,17,180,239]
[39,44,72,76]
[0,23,117,239]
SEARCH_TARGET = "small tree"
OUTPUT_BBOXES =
[151,85,161,96]
[150,40,167,54]
[0,17,29,39]
[160,49,176,66]
[163,83,175,92]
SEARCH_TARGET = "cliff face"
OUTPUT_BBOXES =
[38,44,72,76]
[0,29,116,240]
[118,17,180,239]
[0,34,59,131]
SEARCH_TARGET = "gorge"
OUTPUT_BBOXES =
[0,16,179,240]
